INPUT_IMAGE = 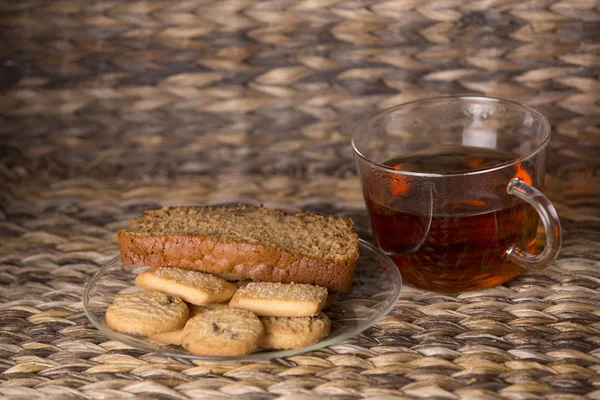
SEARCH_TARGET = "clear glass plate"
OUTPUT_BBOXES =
[83,239,402,360]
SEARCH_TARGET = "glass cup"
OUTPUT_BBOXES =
[352,96,562,292]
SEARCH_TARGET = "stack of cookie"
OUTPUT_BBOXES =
[106,267,331,356]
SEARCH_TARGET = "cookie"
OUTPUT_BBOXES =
[260,312,331,350]
[326,293,339,307]
[106,290,189,336]
[181,308,263,356]
[233,279,252,288]
[150,329,183,345]
[135,267,237,305]
[188,302,229,318]
[229,282,328,317]
[213,272,246,281]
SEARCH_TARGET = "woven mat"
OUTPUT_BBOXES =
[1,0,600,398]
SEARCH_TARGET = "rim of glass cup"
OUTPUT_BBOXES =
[351,95,552,178]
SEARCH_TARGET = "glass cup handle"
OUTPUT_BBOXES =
[506,178,562,270]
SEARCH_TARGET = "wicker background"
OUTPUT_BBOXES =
[1,0,600,398]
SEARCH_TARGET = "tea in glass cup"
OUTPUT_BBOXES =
[352,96,562,292]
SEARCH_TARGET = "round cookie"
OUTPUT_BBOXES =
[181,308,263,356]
[188,302,229,317]
[259,312,331,350]
[106,290,189,336]
[151,329,184,345]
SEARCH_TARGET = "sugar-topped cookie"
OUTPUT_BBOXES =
[212,272,246,281]
[228,282,327,317]
[135,267,237,305]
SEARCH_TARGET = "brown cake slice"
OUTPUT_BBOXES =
[118,205,359,293]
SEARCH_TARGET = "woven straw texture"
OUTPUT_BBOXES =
[1,0,599,398]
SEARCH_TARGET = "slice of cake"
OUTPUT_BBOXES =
[119,205,359,293]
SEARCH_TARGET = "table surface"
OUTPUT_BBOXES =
[1,0,599,398]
